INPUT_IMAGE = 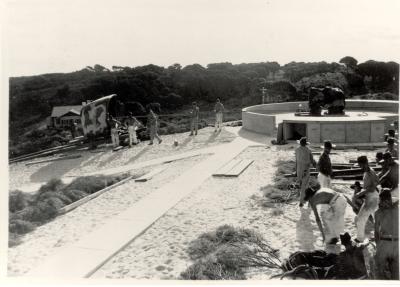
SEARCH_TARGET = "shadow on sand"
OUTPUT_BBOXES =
[237,128,269,145]
[296,207,318,252]
[127,145,151,164]
[30,155,87,183]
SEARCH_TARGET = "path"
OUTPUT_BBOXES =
[25,136,253,278]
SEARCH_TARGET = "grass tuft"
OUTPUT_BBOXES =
[181,225,281,280]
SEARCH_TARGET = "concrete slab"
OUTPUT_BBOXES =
[25,137,250,278]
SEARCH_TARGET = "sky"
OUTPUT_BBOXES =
[2,0,400,77]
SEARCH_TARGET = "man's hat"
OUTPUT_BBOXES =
[320,140,336,149]
[387,137,397,145]
[376,151,384,160]
[350,181,362,190]
[297,137,309,146]
[379,188,392,201]
[340,232,352,245]
[357,155,368,165]
[379,152,393,164]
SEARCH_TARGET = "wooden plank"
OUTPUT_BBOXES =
[336,175,363,180]
[224,160,254,177]
[25,154,82,166]
[58,176,133,215]
[134,166,167,182]
[212,159,242,176]
[10,143,82,164]
[112,146,124,152]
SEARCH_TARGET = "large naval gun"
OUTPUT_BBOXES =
[308,86,345,116]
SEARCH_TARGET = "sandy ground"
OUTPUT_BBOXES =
[7,155,208,276]
[90,146,377,280]
[8,126,380,279]
[9,127,236,191]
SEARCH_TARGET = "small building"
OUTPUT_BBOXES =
[48,105,83,129]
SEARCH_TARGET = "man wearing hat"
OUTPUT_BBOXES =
[295,137,316,206]
[126,112,142,147]
[189,101,200,136]
[351,181,364,214]
[379,152,399,203]
[317,140,334,188]
[385,137,398,158]
[355,156,379,242]
[374,188,399,279]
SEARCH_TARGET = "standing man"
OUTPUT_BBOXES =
[385,137,398,158]
[70,121,77,139]
[355,156,380,242]
[189,102,200,136]
[374,188,399,280]
[295,137,316,206]
[317,140,334,188]
[214,98,224,132]
[379,152,399,203]
[126,112,142,147]
[147,108,162,145]
[109,115,121,148]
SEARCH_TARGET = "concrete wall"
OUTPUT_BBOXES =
[242,100,398,139]
[242,111,276,135]
[346,100,399,113]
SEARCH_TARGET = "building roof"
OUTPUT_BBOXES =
[51,105,82,118]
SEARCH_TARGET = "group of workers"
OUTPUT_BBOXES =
[295,131,399,279]
[108,108,162,148]
[189,98,225,136]
[107,98,225,149]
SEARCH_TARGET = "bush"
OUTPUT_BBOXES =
[38,178,64,194]
[62,189,88,202]
[9,219,35,234]
[181,225,281,280]
[9,233,22,247]
[187,225,257,260]
[180,255,246,280]
[65,176,107,194]
[9,190,31,213]
[35,191,72,205]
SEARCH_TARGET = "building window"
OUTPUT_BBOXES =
[56,118,60,125]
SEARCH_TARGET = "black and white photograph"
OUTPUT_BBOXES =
[1,0,399,283]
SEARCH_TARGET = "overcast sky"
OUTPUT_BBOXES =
[3,0,400,77]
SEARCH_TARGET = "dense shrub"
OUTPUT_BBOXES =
[9,190,31,212]
[63,189,88,201]
[9,219,35,234]
[9,233,22,247]
[65,176,107,194]
[181,255,246,280]
[37,178,64,194]
[181,225,281,280]
[8,174,129,246]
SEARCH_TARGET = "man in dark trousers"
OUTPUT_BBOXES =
[317,140,334,188]
[189,102,200,136]
[385,137,398,158]
[379,152,399,203]
[374,188,399,280]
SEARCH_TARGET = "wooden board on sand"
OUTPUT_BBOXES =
[213,159,254,177]
[135,166,167,182]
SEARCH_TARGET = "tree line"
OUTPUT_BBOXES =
[9,57,399,142]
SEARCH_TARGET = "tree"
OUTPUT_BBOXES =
[339,56,358,68]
